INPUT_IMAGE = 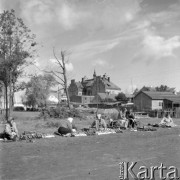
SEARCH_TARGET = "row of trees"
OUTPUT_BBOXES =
[133,85,174,96]
[0,10,71,120]
[22,74,56,108]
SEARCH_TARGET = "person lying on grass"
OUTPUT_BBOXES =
[57,117,77,136]
[91,114,107,131]
[2,117,19,141]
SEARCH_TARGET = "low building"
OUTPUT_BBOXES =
[91,93,117,104]
[70,95,94,105]
[134,91,180,111]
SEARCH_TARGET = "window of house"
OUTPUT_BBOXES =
[159,102,163,106]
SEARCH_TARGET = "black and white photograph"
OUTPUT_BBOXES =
[0,0,180,179]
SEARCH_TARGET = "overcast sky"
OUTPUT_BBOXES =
[1,0,180,93]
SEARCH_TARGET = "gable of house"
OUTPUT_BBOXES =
[134,91,152,111]
[68,80,83,97]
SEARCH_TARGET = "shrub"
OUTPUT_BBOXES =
[13,106,25,111]
[39,107,83,119]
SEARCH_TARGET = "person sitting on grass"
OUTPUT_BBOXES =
[57,117,77,136]
[91,114,107,131]
[127,110,136,131]
[120,117,129,129]
[159,113,176,127]
[3,117,19,141]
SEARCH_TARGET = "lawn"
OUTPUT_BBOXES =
[0,111,180,180]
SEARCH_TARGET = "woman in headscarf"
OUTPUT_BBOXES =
[91,114,107,131]
[3,117,19,141]
[58,117,77,136]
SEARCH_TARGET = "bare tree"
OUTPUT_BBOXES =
[45,48,71,109]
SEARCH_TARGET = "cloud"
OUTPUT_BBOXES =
[1,0,142,31]
[72,38,120,61]
[133,30,180,61]
[57,3,90,30]
[65,62,74,72]
[92,59,114,69]
[147,11,180,24]
[20,0,54,24]
[0,1,4,13]
[49,58,74,72]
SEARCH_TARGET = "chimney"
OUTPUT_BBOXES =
[71,79,75,84]
[82,78,84,82]
[108,77,110,82]
[103,75,105,81]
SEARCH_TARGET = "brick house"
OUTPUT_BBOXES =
[68,71,121,104]
[68,71,121,97]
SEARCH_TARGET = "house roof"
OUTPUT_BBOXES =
[164,97,180,104]
[82,77,121,90]
[103,79,121,90]
[142,91,178,100]
[84,79,94,87]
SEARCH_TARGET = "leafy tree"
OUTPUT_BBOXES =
[25,74,57,108]
[140,86,152,91]
[155,85,169,92]
[0,9,36,119]
[115,92,128,103]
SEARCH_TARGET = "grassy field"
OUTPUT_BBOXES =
[0,111,180,180]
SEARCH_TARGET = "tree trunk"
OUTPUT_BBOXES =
[61,52,71,109]
[5,81,8,121]
[9,72,13,117]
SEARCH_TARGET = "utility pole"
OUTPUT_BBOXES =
[131,78,134,94]
[58,86,60,105]
[96,77,98,114]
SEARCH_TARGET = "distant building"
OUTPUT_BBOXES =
[68,71,121,97]
[68,71,121,104]
[92,93,117,103]
[134,91,180,111]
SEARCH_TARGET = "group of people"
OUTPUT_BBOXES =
[0,109,138,140]
[88,109,138,132]
[0,108,177,140]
